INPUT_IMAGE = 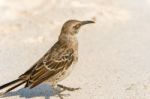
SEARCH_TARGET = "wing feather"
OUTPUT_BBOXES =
[21,42,75,88]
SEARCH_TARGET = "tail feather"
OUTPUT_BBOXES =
[5,81,26,93]
[0,79,21,90]
[0,79,26,95]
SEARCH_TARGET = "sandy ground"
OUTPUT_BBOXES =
[0,0,150,99]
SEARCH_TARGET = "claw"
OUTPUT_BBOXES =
[57,84,81,91]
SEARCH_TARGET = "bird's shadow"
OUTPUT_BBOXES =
[1,84,70,99]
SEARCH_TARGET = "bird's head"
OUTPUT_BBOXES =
[60,20,95,35]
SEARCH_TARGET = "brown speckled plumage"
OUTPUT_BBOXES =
[0,19,94,98]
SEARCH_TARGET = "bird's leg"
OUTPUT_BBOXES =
[58,94,64,99]
[51,85,65,99]
[57,84,81,91]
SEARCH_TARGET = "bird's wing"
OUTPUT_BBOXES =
[20,43,74,88]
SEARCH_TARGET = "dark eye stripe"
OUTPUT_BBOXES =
[73,24,80,29]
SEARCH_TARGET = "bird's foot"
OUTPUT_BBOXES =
[57,84,81,91]
[58,93,64,99]
[51,87,64,99]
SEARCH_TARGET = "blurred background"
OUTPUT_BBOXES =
[0,0,150,99]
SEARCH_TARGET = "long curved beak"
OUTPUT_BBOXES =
[81,20,95,26]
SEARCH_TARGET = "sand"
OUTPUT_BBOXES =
[0,0,150,99]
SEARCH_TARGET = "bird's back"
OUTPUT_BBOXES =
[19,38,78,88]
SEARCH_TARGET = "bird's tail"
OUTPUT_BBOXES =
[0,79,26,95]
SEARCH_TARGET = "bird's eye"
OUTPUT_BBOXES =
[73,24,80,29]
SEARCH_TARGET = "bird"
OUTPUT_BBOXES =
[0,19,94,98]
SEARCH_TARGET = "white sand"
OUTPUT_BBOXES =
[0,0,150,99]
